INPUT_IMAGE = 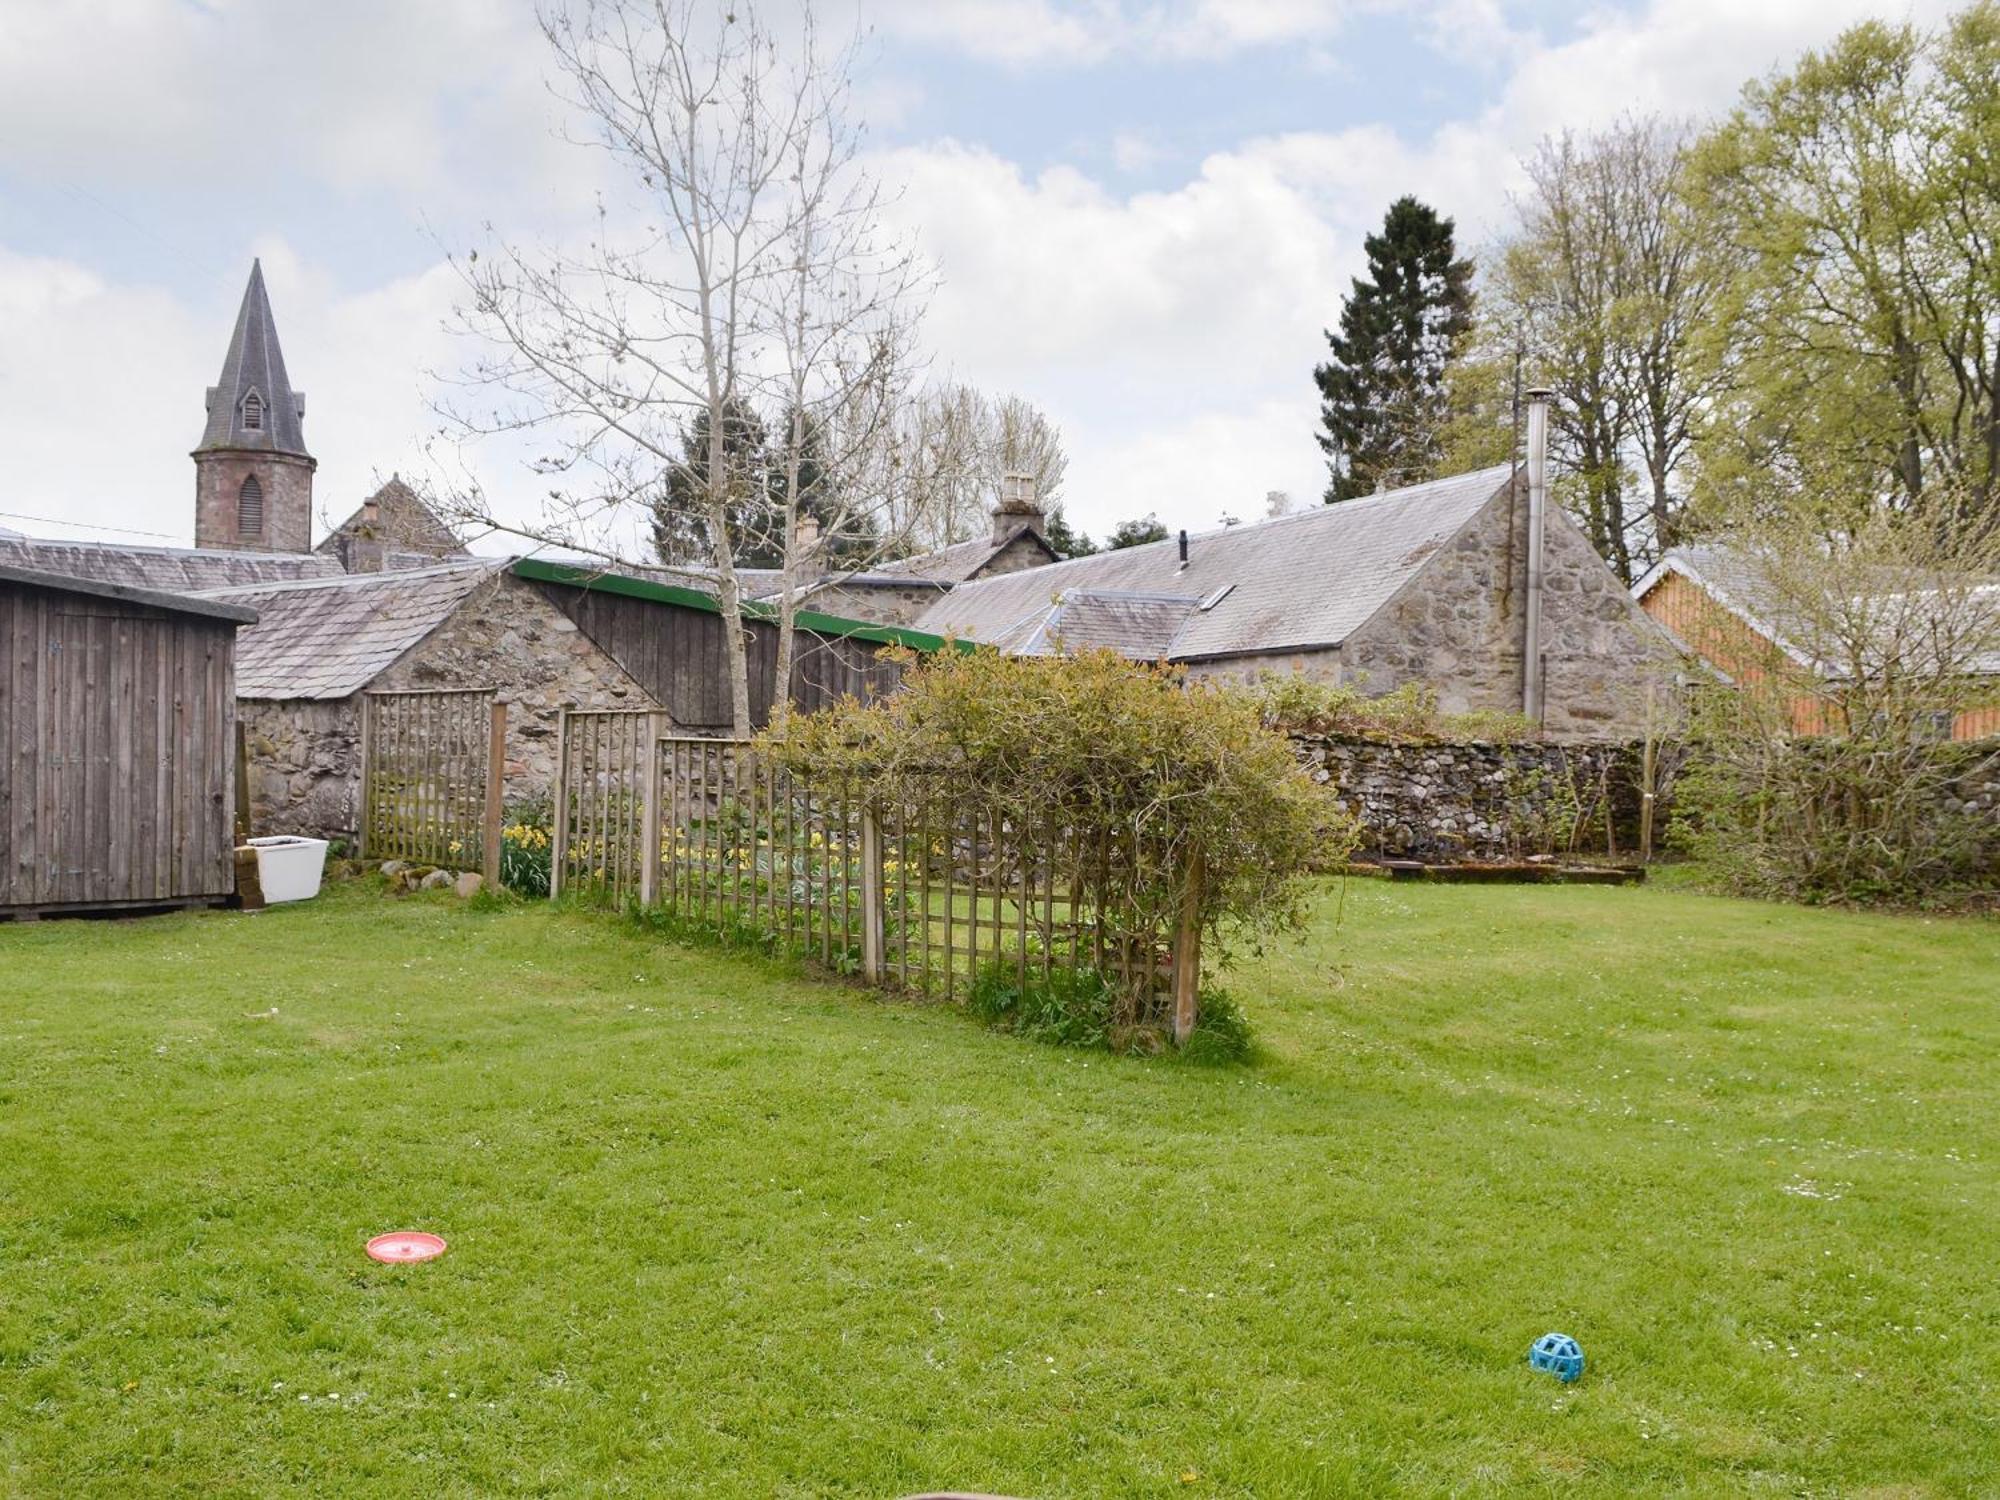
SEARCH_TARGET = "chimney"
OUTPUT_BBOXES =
[1177,529,1189,571]
[1523,387,1552,725]
[792,513,824,583]
[346,492,386,574]
[991,471,1046,545]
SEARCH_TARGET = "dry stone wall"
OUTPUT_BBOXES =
[1292,734,1651,861]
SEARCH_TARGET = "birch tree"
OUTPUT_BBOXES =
[439,0,923,738]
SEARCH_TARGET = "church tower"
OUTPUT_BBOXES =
[192,260,315,552]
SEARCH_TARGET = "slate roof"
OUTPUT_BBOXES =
[196,260,310,458]
[862,524,1056,585]
[989,590,1202,660]
[918,467,1514,659]
[0,535,342,592]
[206,559,504,699]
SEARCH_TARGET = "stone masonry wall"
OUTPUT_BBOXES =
[373,572,654,798]
[1293,733,1650,861]
[1340,483,1673,740]
[240,697,359,843]
[1294,733,1998,868]
[241,572,659,843]
[194,450,315,554]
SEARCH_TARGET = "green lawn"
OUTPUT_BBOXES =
[2,878,1995,1497]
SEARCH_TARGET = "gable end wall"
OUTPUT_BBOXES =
[1338,484,1670,738]
[241,574,659,843]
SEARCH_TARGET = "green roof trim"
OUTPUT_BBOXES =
[509,557,975,654]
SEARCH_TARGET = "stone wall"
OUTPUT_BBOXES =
[240,697,360,842]
[373,572,653,795]
[804,580,946,627]
[1294,732,1998,869]
[1339,482,1674,740]
[1292,733,1651,861]
[241,573,660,843]
[193,449,315,554]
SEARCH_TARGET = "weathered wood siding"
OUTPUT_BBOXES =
[2,577,238,912]
[529,581,905,730]
[1641,570,1999,742]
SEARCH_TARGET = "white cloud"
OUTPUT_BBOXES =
[1,0,1969,554]
[0,0,562,207]
[1494,0,1964,141]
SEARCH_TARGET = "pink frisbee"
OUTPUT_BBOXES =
[366,1231,447,1264]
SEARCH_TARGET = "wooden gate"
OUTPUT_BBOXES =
[359,688,505,880]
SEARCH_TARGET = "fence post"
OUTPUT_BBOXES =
[482,699,507,887]
[639,713,664,907]
[860,805,885,984]
[1171,846,1205,1046]
[550,706,571,900]
[356,695,373,860]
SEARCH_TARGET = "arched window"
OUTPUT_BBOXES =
[238,474,265,536]
[242,391,263,431]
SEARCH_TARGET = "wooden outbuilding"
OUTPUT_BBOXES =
[1,564,257,917]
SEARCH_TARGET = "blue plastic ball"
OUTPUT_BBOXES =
[1529,1331,1585,1383]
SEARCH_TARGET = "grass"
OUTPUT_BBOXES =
[2,877,1995,1497]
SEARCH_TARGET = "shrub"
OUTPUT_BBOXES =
[1668,505,2000,905]
[1252,677,1537,744]
[763,648,1355,1044]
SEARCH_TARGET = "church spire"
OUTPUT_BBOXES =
[197,259,310,458]
[192,260,316,552]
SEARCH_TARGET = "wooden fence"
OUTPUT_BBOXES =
[359,688,505,882]
[549,711,1204,1040]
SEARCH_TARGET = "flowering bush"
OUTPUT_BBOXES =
[498,805,553,898]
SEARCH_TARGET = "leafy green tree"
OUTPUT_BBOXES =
[1105,514,1169,550]
[1687,4,2000,526]
[1314,196,1475,502]
[1468,120,1721,580]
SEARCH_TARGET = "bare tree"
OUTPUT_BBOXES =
[1475,118,1722,580]
[1675,495,2000,902]
[883,383,1071,550]
[438,0,923,738]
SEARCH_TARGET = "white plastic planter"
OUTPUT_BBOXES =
[247,836,329,904]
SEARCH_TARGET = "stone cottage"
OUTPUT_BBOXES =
[788,475,1062,626]
[212,561,651,840]
[917,463,1676,739]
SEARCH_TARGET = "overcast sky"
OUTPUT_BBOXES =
[0,0,1953,553]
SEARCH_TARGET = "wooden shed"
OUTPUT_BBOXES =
[2,563,257,917]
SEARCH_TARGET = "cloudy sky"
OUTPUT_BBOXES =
[0,0,1953,553]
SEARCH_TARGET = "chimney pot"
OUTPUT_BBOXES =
[992,472,1045,544]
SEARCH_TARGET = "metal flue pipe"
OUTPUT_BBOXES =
[1523,387,1552,725]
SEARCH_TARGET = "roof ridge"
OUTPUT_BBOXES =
[201,557,502,597]
[943,464,1514,594]
[0,534,326,564]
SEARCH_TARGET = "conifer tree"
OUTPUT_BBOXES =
[1314,196,1475,502]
